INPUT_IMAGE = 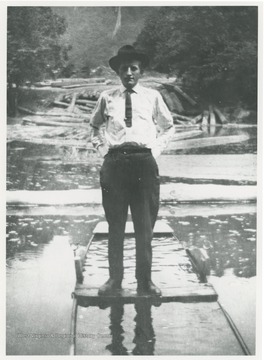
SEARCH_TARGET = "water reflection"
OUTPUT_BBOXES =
[106,300,155,356]
[171,213,256,278]
[7,212,256,279]
[106,303,128,355]
[6,211,256,355]
[6,215,100,259]
[132,301,155,355]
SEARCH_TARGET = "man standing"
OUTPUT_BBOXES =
[90,45,174,296]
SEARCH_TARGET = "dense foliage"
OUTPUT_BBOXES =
[7,7,68,85]
[54,7,150,77]
[7,6,258,108]
[135,7,258,107]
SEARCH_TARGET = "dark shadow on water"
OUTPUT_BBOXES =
[105,303,128,355]
[106,300,156,355]
[132,300,156,355]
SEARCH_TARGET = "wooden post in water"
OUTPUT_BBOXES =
[69,296,78,355]
[186,247,210,283]
[214,107,228,124]
[74,255,84,283]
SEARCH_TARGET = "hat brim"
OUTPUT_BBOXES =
[109,53,149,72]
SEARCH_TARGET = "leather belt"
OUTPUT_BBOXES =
[108,147,151,155]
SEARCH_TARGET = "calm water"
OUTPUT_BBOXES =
[6,126,257,191]
[6,211,256,355]
[6,125,257,355]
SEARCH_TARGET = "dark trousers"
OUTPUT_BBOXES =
[100,149,160,284]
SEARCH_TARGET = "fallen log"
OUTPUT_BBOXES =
[201,110,209,126]
[62,82,106,89]
[174,124,201,130]
[54,100,92,113]
[17,106,86,118]
[6,183,256,206]
[172,130,202,141]
[79,91,101,101]
[22,118,88,128]
[78,94,97,103]
[172,113,194,122]
[51,78,106,88]
[157,154,256,182]
[76,104,93,112]
[209,106,216,126]
[6,202,256,218]
[208,107,217,135]
[53,101,72,108]
[22,116,88,124]
[76,99,96,106]
[7,124,70,139]
[166,133,250,151]
[9,138,94,149]
[169,92,184,113]
[172,85,197,106]
[159,88,175,111]
[192,113,203,124]
[174,119,187,125]
[214,107,228,124]
[75,100,95,109]
[160,82,197,106]
[67,92,77,113]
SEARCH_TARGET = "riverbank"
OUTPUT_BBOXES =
[10,76,257,125]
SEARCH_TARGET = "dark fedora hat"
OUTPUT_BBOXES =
[109,45,149,72]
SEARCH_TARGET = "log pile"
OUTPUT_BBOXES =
[24,77,230,128]
[53,90,99,114]
[10,78,230,154]
[34,77,108,89]
[157,82,228,126]
[7,123,92,148]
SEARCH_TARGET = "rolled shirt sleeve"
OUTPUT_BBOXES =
[90,93,107,149]
[150,91,175,159]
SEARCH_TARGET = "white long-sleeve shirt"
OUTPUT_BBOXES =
[90,83,174,158]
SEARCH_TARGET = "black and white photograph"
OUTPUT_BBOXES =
[4,2,261,357]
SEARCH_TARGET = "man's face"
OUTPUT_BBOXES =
[118,60,142,90]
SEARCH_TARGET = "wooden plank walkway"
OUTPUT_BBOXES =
[70,221,247,355]
[93,220,173,236]
[74,283,217,307]
[73,222,217,306]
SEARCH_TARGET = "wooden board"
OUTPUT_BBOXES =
[93,221,173,236]
[74,283,218,306]
[166,133,250,151]
[73,237,217,307]
[6,184,256,206]
[6,202,256,217]
[157,154,256,183]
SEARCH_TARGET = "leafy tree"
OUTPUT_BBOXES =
[135,6,257,107]
[54,7,150,76]
[7,7,68,85]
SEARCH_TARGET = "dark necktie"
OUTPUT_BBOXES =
[125,89,132,127]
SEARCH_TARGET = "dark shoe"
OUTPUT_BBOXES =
[137,280,162,296]
[98,278,122,296]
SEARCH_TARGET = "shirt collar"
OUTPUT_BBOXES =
[120,83,141,94]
